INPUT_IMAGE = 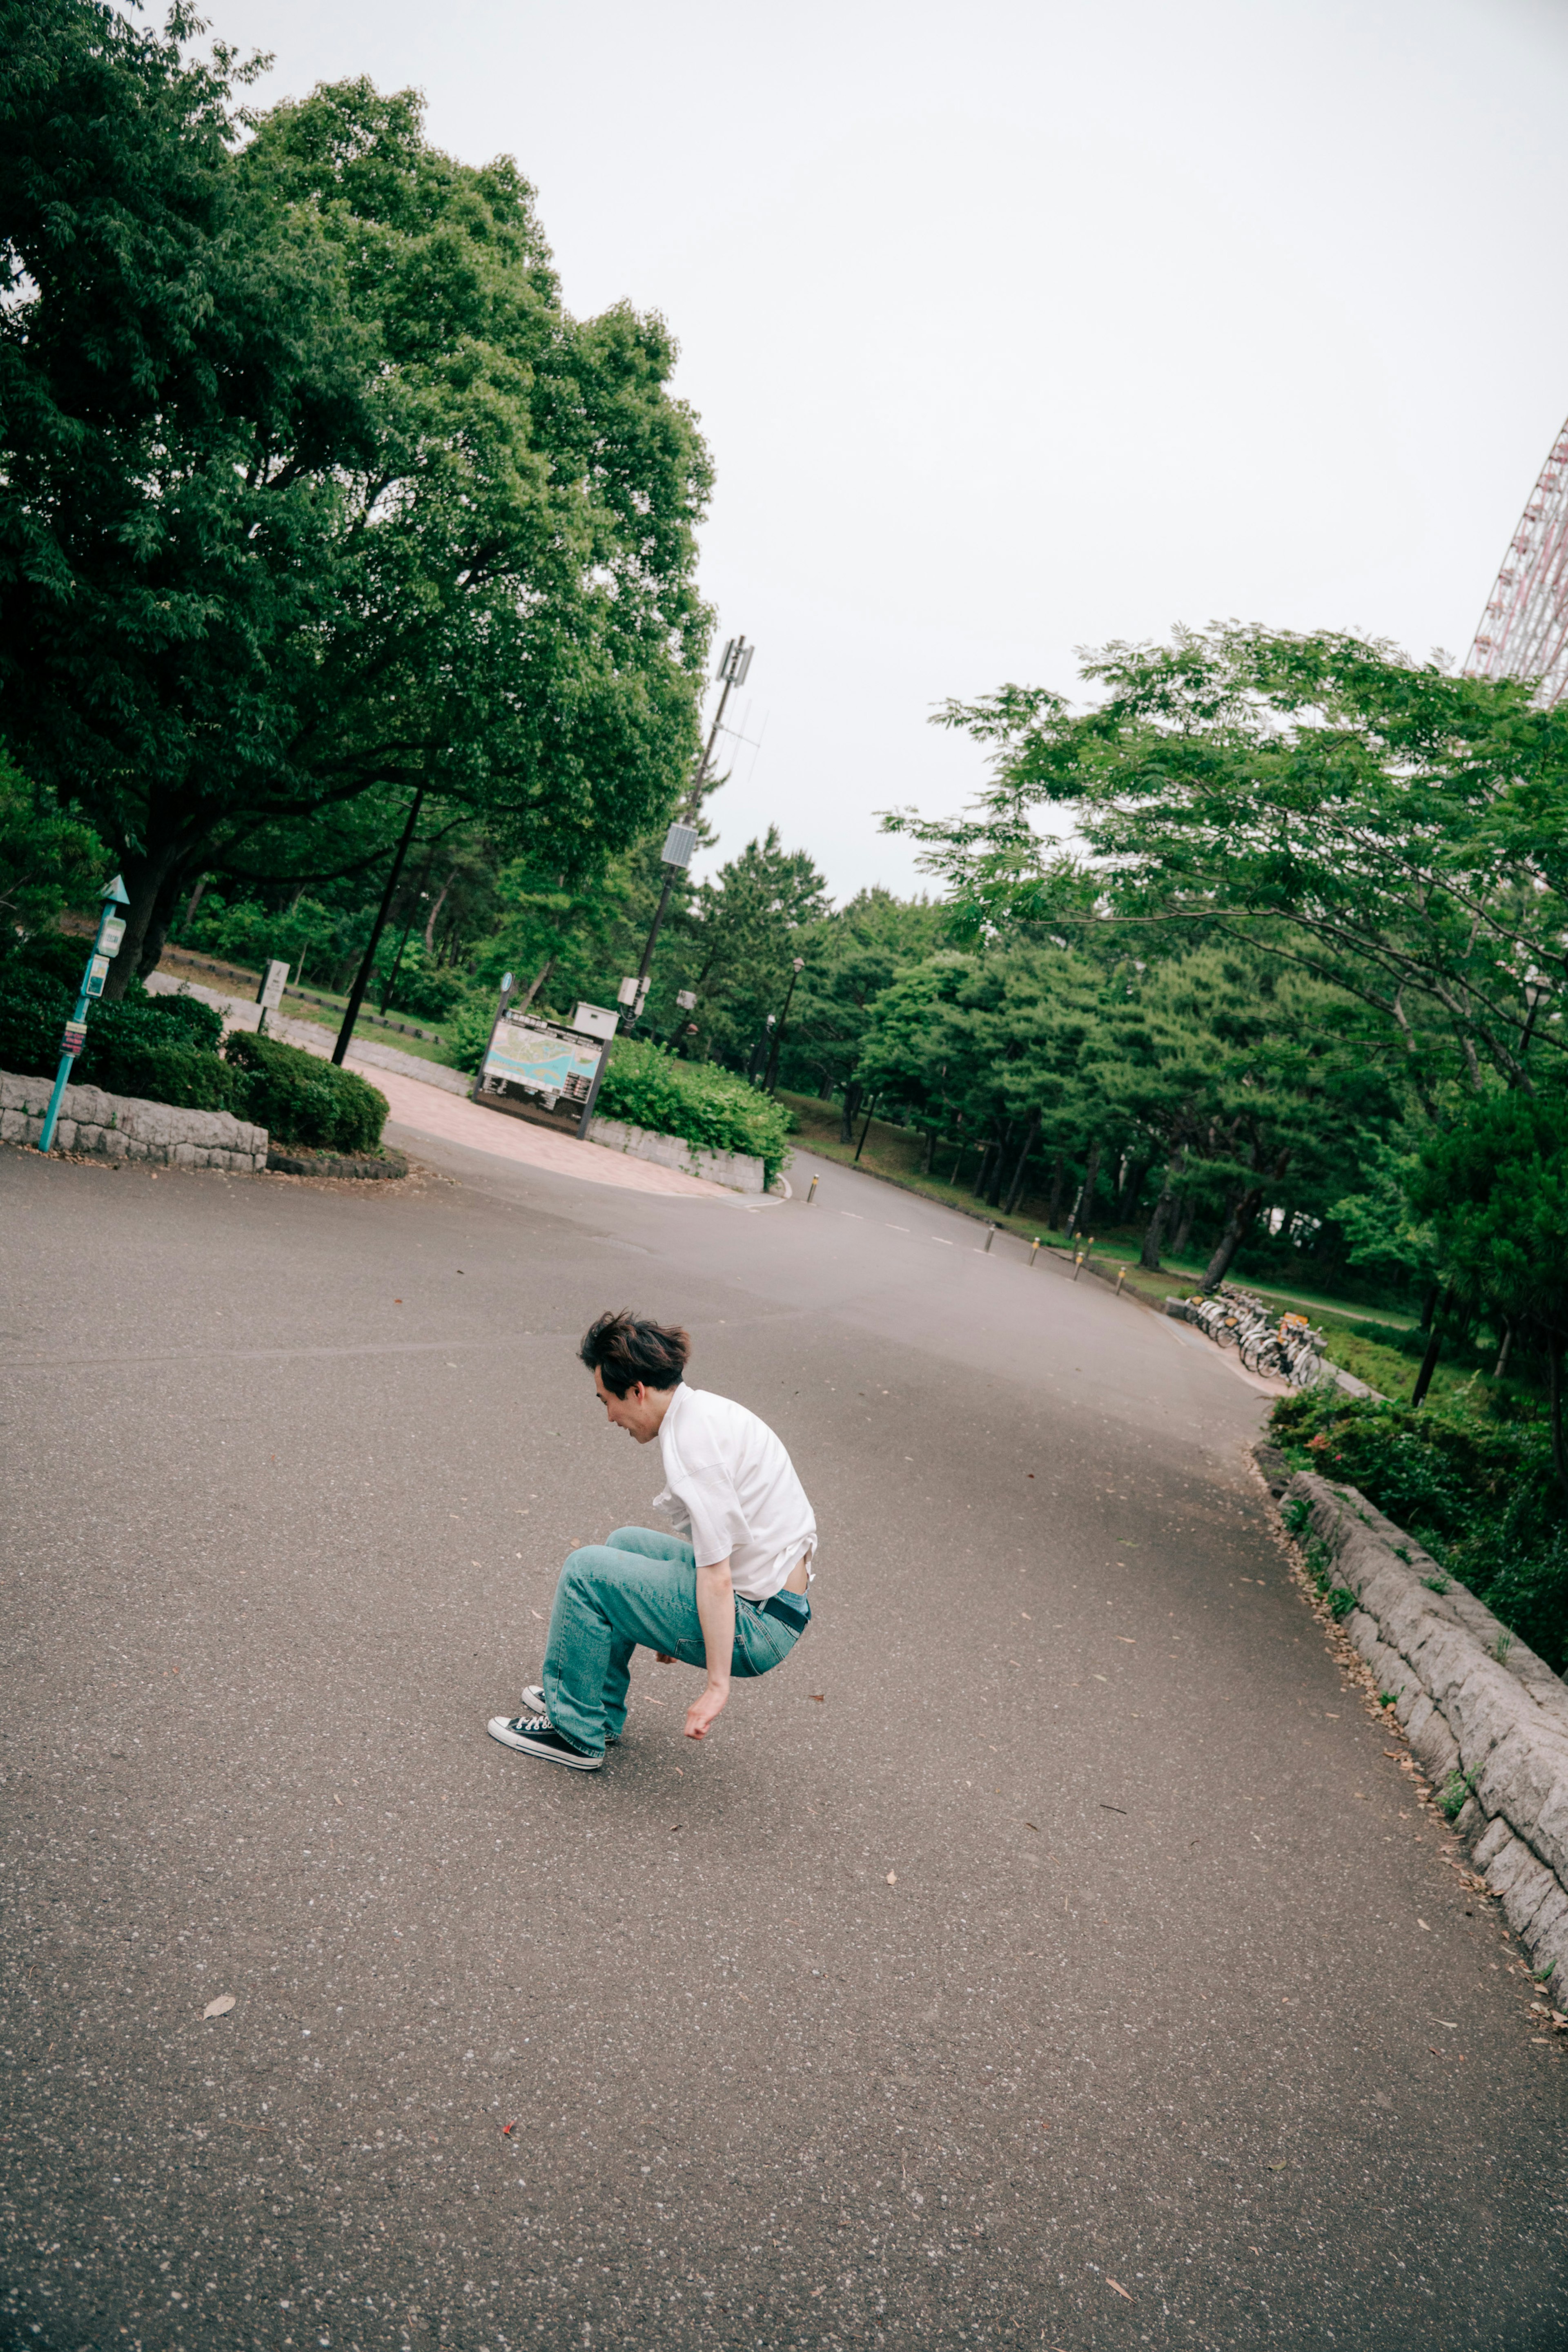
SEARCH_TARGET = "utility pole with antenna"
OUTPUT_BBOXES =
[620,634,754,1032]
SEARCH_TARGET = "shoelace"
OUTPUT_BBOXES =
[510,1710,552,1734]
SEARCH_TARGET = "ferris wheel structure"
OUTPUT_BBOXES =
[1465,408,1568,704]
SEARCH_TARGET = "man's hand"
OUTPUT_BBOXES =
[688,1554,735,1741]
[685,1682,728,1741]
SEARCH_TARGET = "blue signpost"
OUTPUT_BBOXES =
[36,874,132,1155]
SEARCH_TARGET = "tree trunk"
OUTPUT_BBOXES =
[104,843,186,998]
[1046,1152,1066,1231]
[1200,1184,1265,1291]
[1174,1193,1197,1256]
[984,1123,1013,1208]
[422,872,454,954]
[921,1127,936,1175]
[1549,1337,1568,1505]
[972,1139,998,1199]
[1065,1141,1100,1242]
[518,956,554,1011]
[840,1080,863,1147]
[1494,1319,1513,1382]
[1419,1283,1440,1332]
[1140,1152,1184,1271]
[178,875,208,935]
[1004,1107,1041,1215]
[1411,1286,1452,1408]
[1116,1153,1151,1222]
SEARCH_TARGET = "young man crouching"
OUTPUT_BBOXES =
[487,1310,817,1770]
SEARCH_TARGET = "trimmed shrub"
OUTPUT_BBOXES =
[0,961,241,1110]
[1270,1386,1568,1673]
[0,957,71,1075]
[223,1031,388,1153]
[595,1038,793,1187]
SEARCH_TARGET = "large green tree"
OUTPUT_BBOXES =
[0,14,712,988]
[891,627,1568,1100]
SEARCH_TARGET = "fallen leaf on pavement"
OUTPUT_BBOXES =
[1107,2278,1132,2300]
[886,1871,897,1884]
[501,2122,515,2136]
[1417,1919,1430,1931]
[810,1693,825,1702]
[203,1996,236,2020]
[1024,1821,1039,1832]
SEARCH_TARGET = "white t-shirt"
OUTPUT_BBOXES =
[653,1383,817,1603]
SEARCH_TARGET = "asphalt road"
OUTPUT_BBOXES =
[2,1124,1564,2352]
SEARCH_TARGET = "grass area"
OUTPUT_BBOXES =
[276,992,455,1070]
[158,951,455,1069]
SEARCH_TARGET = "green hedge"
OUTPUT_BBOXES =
[223,1032,388,1153]
[0,952,387,1153]
[1270,1387,1568,1674]
[595,1038,793,1186]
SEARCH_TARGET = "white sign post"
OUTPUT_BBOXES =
[256,959,289,1035]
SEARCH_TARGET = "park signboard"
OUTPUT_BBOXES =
[479,1012,605,1114]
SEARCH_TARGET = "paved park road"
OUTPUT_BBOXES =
[2,1124,1565,2352]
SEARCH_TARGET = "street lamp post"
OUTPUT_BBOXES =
[36,874,131,1154]
[622,635,753,1033]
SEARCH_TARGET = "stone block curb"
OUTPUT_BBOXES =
[0,1068,268,1172]
[1279,1460,1568,1998]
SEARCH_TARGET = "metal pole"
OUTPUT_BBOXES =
[333,786,424,1066]
[853,1095,877,1162]
[38,880,129,1154]
[624,640,750,1034]
[470,973,516,1103]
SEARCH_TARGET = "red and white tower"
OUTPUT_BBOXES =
[1465,410,1568,702]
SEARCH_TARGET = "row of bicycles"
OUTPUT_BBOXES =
[1177,1286,1330,1387]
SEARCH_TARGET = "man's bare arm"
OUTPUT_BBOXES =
[686,1554,734,1740]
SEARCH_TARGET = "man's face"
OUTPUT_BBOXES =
[593,1367,670,1444]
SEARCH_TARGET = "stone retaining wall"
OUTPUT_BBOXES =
[0,1070,268,1173]
[585,1114,768,1195]
[1285,1467,1568,1997]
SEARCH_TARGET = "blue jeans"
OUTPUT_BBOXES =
[541,1526,809,1759]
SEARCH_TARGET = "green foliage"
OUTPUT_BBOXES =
[0,956,239,1109]
[1411,1090,1568,1344]
[223,1032,388,1153]
[1271,1387,1568,1672]
[2,18,712,980]
[903,626,1568,1100]
[0,756,107,935]
[1439,1768,1479,1822]
[595,1039,793,1186]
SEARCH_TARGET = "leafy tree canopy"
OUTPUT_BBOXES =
[888,626,1568,1099]
[0,9,712,986]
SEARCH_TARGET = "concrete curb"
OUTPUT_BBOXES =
[1280,1463,1568,2001]
[0,1069,268,1172]
[585,1113,768,1195]
[265,1146,409,1181]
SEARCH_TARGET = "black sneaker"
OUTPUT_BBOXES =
[520,1684,619,1743]
[486,1710,601,1769]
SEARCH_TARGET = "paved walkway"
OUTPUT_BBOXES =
[147,970,730,1199]
[3,1137,1563,2349]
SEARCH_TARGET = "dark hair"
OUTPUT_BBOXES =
[579,1310,690,1397]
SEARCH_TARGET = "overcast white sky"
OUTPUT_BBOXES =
[199,0,1568,902]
